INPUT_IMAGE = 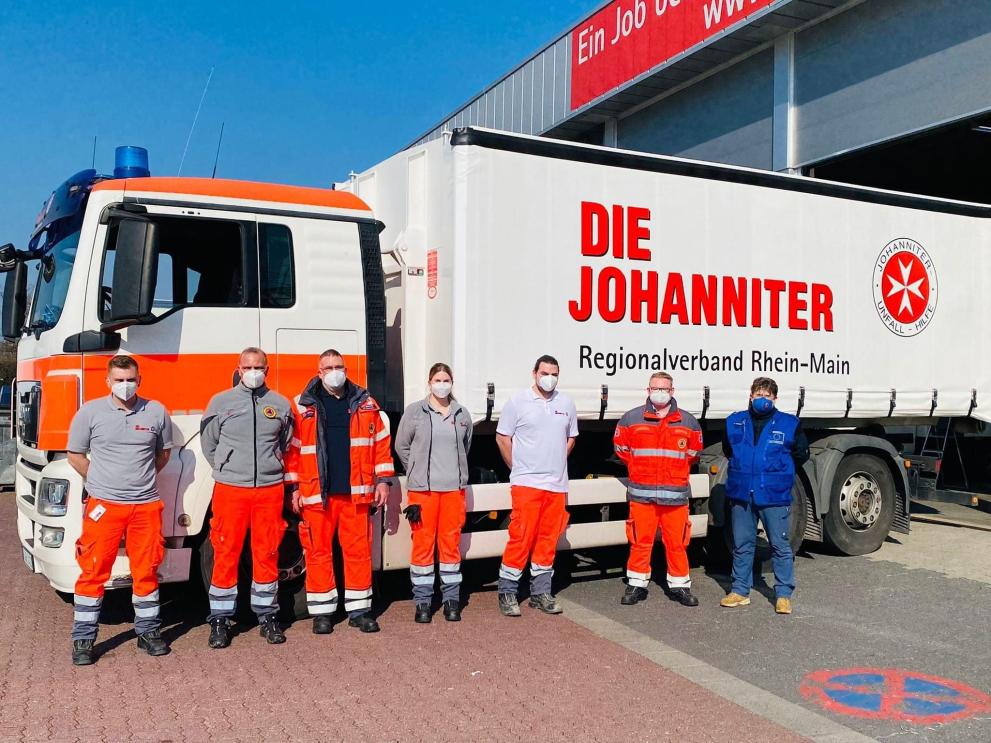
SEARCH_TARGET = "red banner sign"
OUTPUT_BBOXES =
[570,0,778,110]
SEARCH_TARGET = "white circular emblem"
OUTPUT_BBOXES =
[872,238,937,337]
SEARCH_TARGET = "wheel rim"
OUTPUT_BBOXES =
[838,471,883,530]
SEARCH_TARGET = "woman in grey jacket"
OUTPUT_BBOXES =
[395,363,473,623]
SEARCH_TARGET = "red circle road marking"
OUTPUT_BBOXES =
[800,668,991,724]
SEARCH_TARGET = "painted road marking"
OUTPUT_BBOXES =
[557,598,874,743]
[801,668,991,724]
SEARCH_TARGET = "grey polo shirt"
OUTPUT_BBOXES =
[67,395,173,503]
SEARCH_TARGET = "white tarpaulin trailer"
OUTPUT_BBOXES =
[350,128,990,425]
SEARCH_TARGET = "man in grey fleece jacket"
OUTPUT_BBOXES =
[200,347,294,649]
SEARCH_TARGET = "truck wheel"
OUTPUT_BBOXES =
[823,454,895,556]
[197,523,309,621]
[721,480,808,572]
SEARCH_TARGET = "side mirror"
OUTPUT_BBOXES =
[2,261,27,339]
[105,218,159,330]
[0,243,17,273]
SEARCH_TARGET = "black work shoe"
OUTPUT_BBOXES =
[414,603,432,624]
[312,616,333,635]
[208,618,231,649]
[621,586,649,605]
[72,639,95,666]
[528,593,563,614]
[348,614,381,633]
[259,615,286,644]
[443,600,461,622]
[136,629,170,656]
[498,593,521,617]
[668,588,699,607]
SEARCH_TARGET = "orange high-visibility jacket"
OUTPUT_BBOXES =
[284,378,395,506]
[613,399,702,505]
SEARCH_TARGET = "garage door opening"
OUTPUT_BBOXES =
[806,113,991,205]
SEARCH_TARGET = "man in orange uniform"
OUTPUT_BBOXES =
[200,347,295,648]
[614,372,703,607]
[68,355,173,665]
[286,349,394,634]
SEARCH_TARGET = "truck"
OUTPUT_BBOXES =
[4,128,988,602]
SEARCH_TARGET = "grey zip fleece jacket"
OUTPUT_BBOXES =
[200,383,294,487]
[395,398,472,491]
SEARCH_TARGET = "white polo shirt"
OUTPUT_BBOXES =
[497,387,578,493]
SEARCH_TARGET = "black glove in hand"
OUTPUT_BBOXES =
[403,504,422,526]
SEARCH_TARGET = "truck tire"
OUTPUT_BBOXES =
[823,454,895,556]
[197,523,309,621]
[719,480,808,572]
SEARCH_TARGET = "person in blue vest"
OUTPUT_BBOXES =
[719,377,809,614]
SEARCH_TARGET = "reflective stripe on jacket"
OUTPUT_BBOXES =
[613,398,702,505]
[724,410,799,506]
[284,378,395,505]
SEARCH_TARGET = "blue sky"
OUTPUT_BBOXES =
[0,1,591,241]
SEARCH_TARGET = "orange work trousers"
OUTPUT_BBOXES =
[498,486,569,596]
[408,489,466,603]
[207,482,286,620]
[73,498,165,641]
[626,501,691,589]
[299,495,373,617]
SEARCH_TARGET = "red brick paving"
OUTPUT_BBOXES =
[1,496,809,742]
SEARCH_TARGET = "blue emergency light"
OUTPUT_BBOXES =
[113,146,150,179]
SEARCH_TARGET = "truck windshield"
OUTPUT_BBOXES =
[27,229,80,331]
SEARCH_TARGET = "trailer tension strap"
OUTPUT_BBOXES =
[888,389,897,417]
[485,383,495,422]
[599,385,608,420]
[796,386,806,418]
[929,389,938,417]
[968,389,977,417]
[844,388,853,418]
[700,385,710,421]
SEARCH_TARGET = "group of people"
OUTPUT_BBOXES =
[65,349,808,666]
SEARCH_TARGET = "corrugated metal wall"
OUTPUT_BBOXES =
[617,48,775,169]
[414,36,572,145]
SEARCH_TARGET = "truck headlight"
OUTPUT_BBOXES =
[39,526,65,548]
[37,478,70,516]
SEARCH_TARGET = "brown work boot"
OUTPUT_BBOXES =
[719,592,751,608]
[775,597,793,615]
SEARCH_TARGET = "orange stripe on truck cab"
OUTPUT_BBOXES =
[92,177,372,213]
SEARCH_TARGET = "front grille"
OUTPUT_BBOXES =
[18,457,42,506]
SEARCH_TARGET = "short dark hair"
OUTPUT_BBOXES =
[751,377,778,396]
[107,355,138,374]
[320,349,344,361]
[533,354,560,373]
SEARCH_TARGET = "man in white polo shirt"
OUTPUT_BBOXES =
[495,354,578,617]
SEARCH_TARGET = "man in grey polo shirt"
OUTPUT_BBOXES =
[67,355,173,666]
[496,354,578,617]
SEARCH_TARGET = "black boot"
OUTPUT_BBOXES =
[72,639,95,666]
[136,629,170,656]
[621,586,648,605]
[258,615,286,644]
[312,616,333,635]
[348,614,381,633]
[414,603,432,624]
[208,618,231,649]
[443,600,462,622]
[668,588,699,607]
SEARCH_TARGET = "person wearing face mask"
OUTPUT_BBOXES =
[394,363,473,623]
[495,355,578,617]
[67,355,173,665]
[285,349,394,634]
[720,377,810,614]
[613,372,703,608]
[200,347,295,648]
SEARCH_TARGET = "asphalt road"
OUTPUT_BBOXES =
[2,491,989,742]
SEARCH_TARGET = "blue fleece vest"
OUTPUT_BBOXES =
[725,409,799,506]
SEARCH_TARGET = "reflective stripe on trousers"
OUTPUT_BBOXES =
[307,589,339,616]
[498,486,569,596]
[208,584,239,619]
[250,580,279,618]
[132,589,161,636]
[71,594,103,642]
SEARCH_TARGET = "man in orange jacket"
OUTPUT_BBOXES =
[286,349,394,634]
[614,372,703,607]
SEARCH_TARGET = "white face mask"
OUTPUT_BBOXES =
[322,370,347,390]
[430,382,452,399]
[111,381,137,402]
[649,390,671,407]
[241,369,266,389]
[537,374,558,393]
